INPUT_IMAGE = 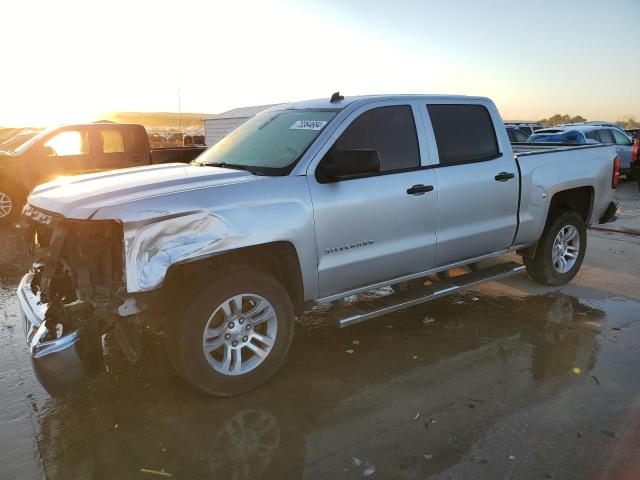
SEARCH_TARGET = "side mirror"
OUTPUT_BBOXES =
[319,149,381,181]
[40,145,55,157]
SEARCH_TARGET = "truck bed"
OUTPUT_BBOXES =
[511,142,616,247]
[511,142,611,157]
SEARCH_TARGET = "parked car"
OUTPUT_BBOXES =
[558,121,630,140]
[0,123,206,223]
[505,123,545,136]
[18,94,618,396]
[529,125,633,175]
[527,129,589,144]
[506,125,530,142]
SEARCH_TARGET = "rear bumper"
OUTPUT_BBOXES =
[18,273,89,395]
[598,201,618,224]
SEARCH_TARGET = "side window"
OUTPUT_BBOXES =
[331,105,420,172]
[100,129,126,153]
[427,104,499,165]
[611,129,630,146]
[585,131,599,141]
[515,130,529,142]
[597,129,614,143]
[44,130,89,157]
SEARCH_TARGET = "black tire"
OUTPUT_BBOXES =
[166,269,295,396]
[524,210,586,286]
[0,183,24,226]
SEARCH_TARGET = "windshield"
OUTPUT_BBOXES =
[196,109,337,174]
[0,131,39,154]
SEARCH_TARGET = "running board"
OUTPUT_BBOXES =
[337,262,526,328]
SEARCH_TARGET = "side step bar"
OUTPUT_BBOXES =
[337,262,526,328]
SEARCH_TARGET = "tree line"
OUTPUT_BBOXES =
[538,113,638,128]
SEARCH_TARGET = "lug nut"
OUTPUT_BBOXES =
[242,336,248,342]
[224,333,231,340]
[246,325,252,331]
[228,322,235,329]
[239,317,244,324]
[232,341,238,347]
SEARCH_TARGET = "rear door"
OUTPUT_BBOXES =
[307,101,438,297]
[421,102,519,267]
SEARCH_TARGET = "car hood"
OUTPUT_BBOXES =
[28,163,263,219]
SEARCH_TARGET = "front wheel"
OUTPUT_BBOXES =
[166,270,295,396]
[0,183,23,225]
[524,210,587,286]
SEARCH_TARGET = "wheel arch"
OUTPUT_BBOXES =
[162,241,305,314]
[519,186,593,260]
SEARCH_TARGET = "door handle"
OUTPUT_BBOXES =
[406,184,434,195]
[495,172,515,182]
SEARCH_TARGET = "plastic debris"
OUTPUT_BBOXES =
[414,412,421,420]
[424,454,434,461]
[471,456,489,465]
[422,316,435,325]
[471,297,479,302]
[345,349,355,354]
[412,355,418,359]
[140,468,172,477]
[508,455,516,460]
[350,457,362,467]
[363,465,376,476]
[572,367,581,374]
[352,340,360,345]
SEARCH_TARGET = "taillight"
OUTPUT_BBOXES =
[632,139,639,163]
[612,155,620,189]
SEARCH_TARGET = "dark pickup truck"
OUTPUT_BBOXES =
[0,123,206,223]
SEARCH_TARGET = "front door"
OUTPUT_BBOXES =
[308,103,438,297]
[27,128,93,187]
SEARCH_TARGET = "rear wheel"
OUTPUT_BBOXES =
[524,210,586,286]
[166,270,295,396]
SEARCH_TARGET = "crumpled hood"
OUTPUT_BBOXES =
[28,163,261,219]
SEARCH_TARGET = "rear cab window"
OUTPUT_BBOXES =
[427,104,499,165]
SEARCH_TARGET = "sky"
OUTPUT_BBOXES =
[1,0,639,127]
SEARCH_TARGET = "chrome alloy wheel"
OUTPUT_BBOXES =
[0,192,12,218]
[202,294,277,376]
[552,225,580,274]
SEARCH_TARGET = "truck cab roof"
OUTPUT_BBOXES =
[272,94,489,112]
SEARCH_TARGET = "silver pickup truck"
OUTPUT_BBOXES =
[18,94,619,396]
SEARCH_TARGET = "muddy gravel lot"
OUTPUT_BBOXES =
[1,181,639,480]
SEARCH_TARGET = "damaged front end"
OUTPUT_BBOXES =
[19,206,127,395]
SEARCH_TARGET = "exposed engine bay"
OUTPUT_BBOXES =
[20,205,155,392]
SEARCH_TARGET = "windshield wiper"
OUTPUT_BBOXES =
[204,162,266,175]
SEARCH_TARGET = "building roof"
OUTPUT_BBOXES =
[206,104,284,121]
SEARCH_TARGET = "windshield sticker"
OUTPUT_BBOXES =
[290,120,327,130]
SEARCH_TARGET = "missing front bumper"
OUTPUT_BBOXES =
[18,273,101,395]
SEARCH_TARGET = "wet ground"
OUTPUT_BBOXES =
[1,183,639,480]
